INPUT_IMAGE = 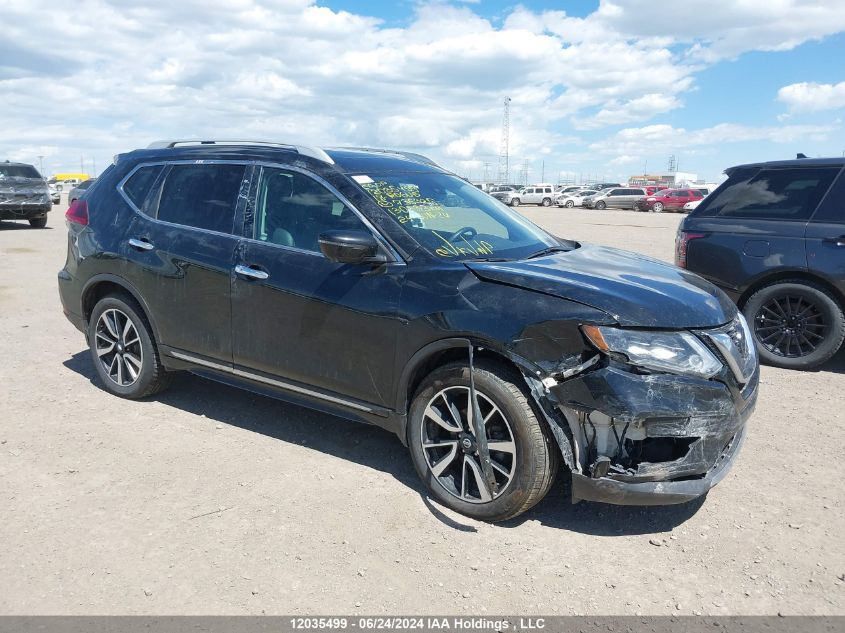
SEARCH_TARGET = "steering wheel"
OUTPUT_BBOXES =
[446,226,477,242]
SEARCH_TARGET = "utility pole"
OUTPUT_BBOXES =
[482,161,491,182]
[37,155,44,176]
[541,160,545,182]
[497,97,511,184]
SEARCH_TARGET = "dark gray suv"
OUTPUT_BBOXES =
[0,161,52,228]
[678,156,845,369]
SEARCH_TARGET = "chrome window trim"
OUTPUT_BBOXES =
[168,349,373,413]
[248,161,406,266]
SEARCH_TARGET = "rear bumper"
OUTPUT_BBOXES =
[58,269,86,333]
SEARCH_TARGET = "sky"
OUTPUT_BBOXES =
[2,0,845,184]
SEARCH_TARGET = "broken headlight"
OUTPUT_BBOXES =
[582,325,722,379]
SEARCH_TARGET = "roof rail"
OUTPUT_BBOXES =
[145,140,335,165]
[329,146,442,169]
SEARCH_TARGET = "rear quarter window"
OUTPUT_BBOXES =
[697,167,840,220]
[122,165,165,209]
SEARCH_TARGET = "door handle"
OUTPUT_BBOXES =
[822,236,845,247]
[128,238,154,251]
[235,264,269,280]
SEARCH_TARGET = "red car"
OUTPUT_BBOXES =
[635,188,703,213]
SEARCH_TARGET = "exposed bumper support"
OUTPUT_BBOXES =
[571,426,746,505]
[534,362,758,506]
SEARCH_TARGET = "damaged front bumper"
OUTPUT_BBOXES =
[545,363,758,506]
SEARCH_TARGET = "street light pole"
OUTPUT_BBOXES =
[37,155,44,176]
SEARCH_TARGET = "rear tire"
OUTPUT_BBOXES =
[407,360,558,522]
[541,198,551,207]
[29,217,47,228]
[743,281,845,370]
[88,294,172,398]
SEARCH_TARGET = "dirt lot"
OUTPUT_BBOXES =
[0,199,842,615]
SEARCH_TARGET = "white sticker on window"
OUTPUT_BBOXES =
[352,175,374,184]
[332,202,344,216]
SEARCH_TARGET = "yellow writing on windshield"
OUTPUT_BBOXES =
[433,231,494,258]
[362,181,450,224]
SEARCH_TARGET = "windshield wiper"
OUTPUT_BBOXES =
[470,256,510,262]
[525,246,569,259]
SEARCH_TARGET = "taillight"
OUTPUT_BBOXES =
[675,231,705,268]
[65,199,88,226]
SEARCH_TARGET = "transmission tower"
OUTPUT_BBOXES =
[497,97,511,184]
[667,154,677,172]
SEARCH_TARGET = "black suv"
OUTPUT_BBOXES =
[59,140,758,521]
[0,161,51,227]
[677,157,845,370]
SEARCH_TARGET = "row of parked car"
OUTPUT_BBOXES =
[489,183,711,213]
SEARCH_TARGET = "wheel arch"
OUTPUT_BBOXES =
[396,338,528,416]
[737,270,845,310]
[81,274,161,342]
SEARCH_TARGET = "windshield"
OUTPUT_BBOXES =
[356,172,559,261]
[0,165,41,179]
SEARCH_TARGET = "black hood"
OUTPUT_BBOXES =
[466,244,736,328]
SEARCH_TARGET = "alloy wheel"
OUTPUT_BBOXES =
[653,202,664,213]
[420,386,517,504]
[754,295,827,358]
[95,308,144,386]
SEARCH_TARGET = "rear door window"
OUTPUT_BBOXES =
[698,167,840,220]
[155,164,246,234]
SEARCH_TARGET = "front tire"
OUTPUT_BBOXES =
[88,294,172,398]
[595,200,607,210]
[510,198,520,207]
[743,281,844,370]
[407,360,558,522]
[565,200,574,208]
[652,202,664,213]
[29,217,47,228]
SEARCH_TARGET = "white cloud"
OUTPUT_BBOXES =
[590,122,835,157]
[0,0,843,177]
[778,81,845,113]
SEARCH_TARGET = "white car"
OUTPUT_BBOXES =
[683,198,705,212]
[557,189,599,208]
[512,185,555,206]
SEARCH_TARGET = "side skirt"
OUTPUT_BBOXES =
[160,346,404,436]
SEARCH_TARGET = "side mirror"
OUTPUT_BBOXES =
[318,230,385,264]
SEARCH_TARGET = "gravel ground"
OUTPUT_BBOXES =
[0,198,842,615]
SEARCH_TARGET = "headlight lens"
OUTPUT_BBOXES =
[582,325,722,378]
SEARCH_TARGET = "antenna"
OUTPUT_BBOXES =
[497,97,511,184]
